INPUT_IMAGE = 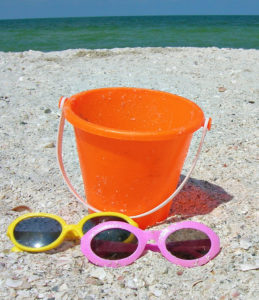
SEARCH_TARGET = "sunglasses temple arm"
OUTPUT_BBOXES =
[11,246,23,252]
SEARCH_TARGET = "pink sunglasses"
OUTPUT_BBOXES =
[80,221,220,268]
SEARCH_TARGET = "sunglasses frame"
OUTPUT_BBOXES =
[81,220,220,268]
[7,212,138,252]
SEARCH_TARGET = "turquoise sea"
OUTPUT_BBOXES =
[0,15,258,52]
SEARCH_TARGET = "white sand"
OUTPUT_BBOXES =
[0,47,258,299]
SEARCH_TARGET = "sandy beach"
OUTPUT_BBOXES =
[0,47,258,299]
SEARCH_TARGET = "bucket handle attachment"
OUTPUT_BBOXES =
[57,96,211,219]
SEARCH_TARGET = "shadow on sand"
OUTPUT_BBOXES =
[165,175,233,223]
[46,176,233,253]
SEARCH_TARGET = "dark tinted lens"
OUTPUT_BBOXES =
[91,228,138,260]
[14,217,62,248]
[166,228,211,260]
[82,216,128,234]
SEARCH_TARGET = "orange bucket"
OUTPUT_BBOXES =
[59,87,209,229]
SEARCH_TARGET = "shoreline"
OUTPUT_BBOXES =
[0,47,258,299]
[1,45,259,54]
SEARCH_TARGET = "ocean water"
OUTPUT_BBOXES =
[0,15,258,52]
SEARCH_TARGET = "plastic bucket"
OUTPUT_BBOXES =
[61,87,206,229]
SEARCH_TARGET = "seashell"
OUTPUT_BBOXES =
[218,87,227,92]
[43,142,55,148]
[12,205,32,212]
[239,263,259,271]
[5,278,23,288]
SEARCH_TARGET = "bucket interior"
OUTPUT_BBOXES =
[67,88,204,136]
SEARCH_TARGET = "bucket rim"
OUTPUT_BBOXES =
[63,87,205,141]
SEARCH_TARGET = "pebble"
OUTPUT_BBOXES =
[149,286,163,297]
[59,283,69,291]
[27,275,39,283]
[44,108,52,113]
[239,238,252,250]
[85,277,103,286]
[145,274,156,285]
[125,277,145,289]
[89,268,107,281]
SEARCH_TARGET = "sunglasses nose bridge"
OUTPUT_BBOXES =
[63,224,82,239]
[145,230,160,243]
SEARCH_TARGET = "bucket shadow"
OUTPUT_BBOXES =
[165,175,233,223]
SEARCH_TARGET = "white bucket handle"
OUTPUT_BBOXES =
[57,97,211,219]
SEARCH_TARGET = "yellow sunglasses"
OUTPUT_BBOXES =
[7,212,138,252]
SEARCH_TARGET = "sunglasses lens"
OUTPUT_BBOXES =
[14,217,62,249]
[90,228,138,260]
[82,216,128,234]
[166,228,211,260]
